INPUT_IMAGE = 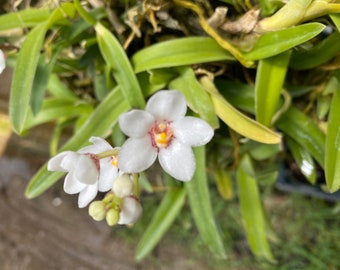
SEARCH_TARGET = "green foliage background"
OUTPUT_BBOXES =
[2,0,340,265]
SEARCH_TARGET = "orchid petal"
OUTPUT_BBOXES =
[78,184,98,208]
[47,151,74,172]
[60,151,80,171]
[146,90,187,121]
[118,196,143,225]
[119,110,154,138]
[74,155,99,184]
[98,159,119,192]
[158,139,196,181]
[173,116,214,147]
[0,50,5,74]
[78,137,114,154]
[63,171,86,194]
[118,137,157,173]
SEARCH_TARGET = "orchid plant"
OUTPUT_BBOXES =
[4,0,340,264]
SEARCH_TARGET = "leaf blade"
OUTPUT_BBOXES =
[135,187,186,260]
[9,23,47,134]
[185,146,226,258]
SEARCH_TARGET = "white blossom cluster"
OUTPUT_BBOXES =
[48,90,214,226]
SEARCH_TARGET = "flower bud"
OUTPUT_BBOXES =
[88,201,106,221]
[106,208,120,226]
[118,196,143,225]
[112,174,133,198]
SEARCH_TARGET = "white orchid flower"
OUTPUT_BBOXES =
[48,137,119,208]
[118,90,214,181]
[0,50,5,74]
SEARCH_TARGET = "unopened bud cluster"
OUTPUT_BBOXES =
[88,174,142,226]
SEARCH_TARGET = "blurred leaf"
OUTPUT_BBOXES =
[317,95,331,120]
[330,14,340,31]
[286,137,316,184]
[249,143,281,161]
[26,87,130,198]
[135,187,186,260]
[200,76,282,144]
[255,50,291,126]
[215,79,255,113]
[290,31,340,70]
[30,52,59,115]
[169,67,219,129]
[0,8,50,31]
[325,74,340,192]
[213,168,234,200]
[185,146,226,259]
[9,23,47,134]
[47,74,78,101]
[132,37,235,73]
[276,106,325,168]
[94,71,111,100]
[95,22,145,108]
[24,99,93,130]
[46,2,77,28]
[237,154,275,262]
[245,23,325,60]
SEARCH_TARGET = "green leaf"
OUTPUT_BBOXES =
[135,187,186,260]
[286,137,316,184]
[213,168,234,200]
[276,106,325,168]
[169,67,219,129]
[255,50,291,126]
[290,31,340,70]
[325,74,340,192]
[9,23,47,134]
[0,8,50,31]
[185,146,226,259]
[30,52,59,115]
[215,79,255,113]
[47,74,78,101]
[330,14,340,31]
[25,87,130,198]
[46,2,77,28]
[132,37,235,73]
[95,22,145,108]
[237,154,275,262]
[245,23,325,60]
[200,76,282,144]
[24,98,93,130]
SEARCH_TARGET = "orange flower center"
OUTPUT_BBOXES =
[150,121,173,149]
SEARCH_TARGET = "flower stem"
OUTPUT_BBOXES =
[96,149,120,159]
[133,173,140,198]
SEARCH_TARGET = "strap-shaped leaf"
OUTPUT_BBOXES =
[286,137,316,184]
[95,22,145,108]
[290,32,340,70]
[201,76,282,144]
[9,22,47,134]
[135,187,186,260]
[185,146,226,258]
[25,87,130,198]
[276,106,325,168]
[132,37,235,73]
[0,8,50,30]
[237,154,275,262]
[24,98,93,130]
[325,75,340,192]
[245,23,325,60]
[255,50,291,126]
